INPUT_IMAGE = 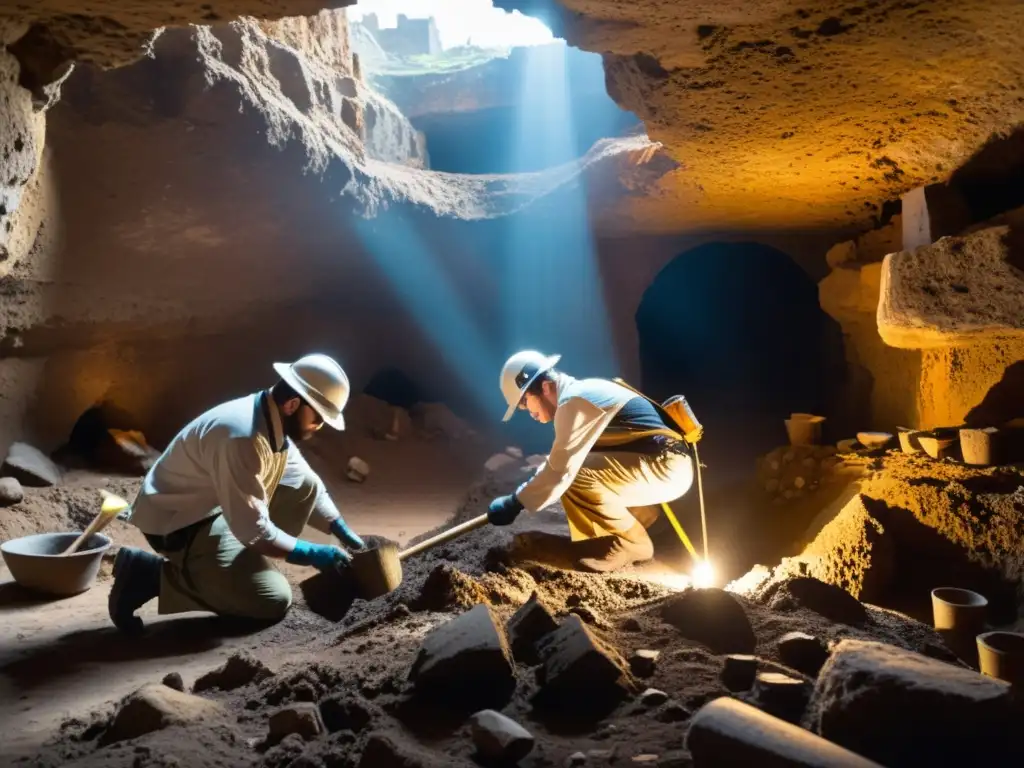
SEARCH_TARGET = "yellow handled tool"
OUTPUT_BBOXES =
[61,490,130,556]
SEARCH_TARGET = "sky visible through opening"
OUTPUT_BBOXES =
[348,0,555,50]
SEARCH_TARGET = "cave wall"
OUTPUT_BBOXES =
[822,199,1024,432]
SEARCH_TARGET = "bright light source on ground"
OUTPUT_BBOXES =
[692,560,716,589]
[349,0,555,50]
[643,571,691,591]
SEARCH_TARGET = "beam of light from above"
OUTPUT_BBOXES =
[351,214,497,413]
[501,42,618,377]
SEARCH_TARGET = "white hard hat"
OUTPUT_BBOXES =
[500,350,561,422]
[272,354,350,430]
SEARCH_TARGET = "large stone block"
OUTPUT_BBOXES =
[408,604,515,710]
[506,591,559,664]
[807,639,1023,766]
[533,614,632,710]
[660,588,757,654]
[878,225,1024,349]
[688,697,881,767]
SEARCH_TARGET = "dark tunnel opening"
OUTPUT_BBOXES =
[635,242,848,478]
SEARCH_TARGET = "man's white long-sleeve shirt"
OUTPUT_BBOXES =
[515,374,633,513]
[128,391,340,546]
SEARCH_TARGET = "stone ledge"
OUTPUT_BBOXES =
[878,225,1024,349]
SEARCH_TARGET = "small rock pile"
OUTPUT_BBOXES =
[755,444,843,504]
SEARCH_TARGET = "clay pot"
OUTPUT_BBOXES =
[959,427,1000,466]
[977,631,1024,687]
[785,414,825,447]
[932,587,988,663]
[918,433,957,460]
[896,427,922,454]
[857,431,893,450]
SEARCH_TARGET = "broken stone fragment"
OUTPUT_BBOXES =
[656,702,690,723]
[660,588,757,654]
[506,591,559,664]
[484,452,518,472]
[0,476,24,506]
[470,709,535,762]
[809,639,1023,766]
[347,456,370,483]
[721,654,759,692]
[533,614,632,711]
[525,454,545,467]
[568,602,611,629]
[639,688,669,706]
[505,446,524,459]
[2,442,61,487]
[100,683,227,746]
[777,631,830,677]
[318,692,378,734]
[751,671,812,722]
[161,672,185,692]
[565,752,587,766]
[360,731,455,767]
[767,576,868,626]
[267,702,324,745]
[687,696,881,767]
[192,652,273,692]
[629,648,660,678]
[408,604,516,710]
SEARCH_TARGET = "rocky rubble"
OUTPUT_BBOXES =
[22,462,1024,768]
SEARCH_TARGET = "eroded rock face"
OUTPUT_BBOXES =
[878,226,1024,349]
[493,0,1024,232]
[8,1,1024,235]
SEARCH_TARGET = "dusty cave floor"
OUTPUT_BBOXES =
[0,435,490,762]
[2,438,1021,766]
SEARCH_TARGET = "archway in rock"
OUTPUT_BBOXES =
[636,242,845,472]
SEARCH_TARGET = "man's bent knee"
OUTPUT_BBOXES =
[236,572,293,622]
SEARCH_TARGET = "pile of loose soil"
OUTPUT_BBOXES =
[0,473,142,544]
[741,450,1024,622]
[17,456,1012,768]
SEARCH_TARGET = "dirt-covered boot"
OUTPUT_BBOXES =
[108,546,163,633]
[577,527,655,573]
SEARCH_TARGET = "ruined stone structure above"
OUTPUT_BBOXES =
[359,13,442,57]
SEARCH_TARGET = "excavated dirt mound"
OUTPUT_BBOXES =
[15,458,1005,768]
[734,451,1024,623]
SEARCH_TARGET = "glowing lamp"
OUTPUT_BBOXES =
[692,559,716,589]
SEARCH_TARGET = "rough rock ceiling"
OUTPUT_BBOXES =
[0,2,350,67]
[494,0,1024,232]
[5,1,1024,234]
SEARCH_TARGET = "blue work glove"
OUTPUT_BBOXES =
[286,540,351,571]
[488,494,524,526]
[330,518,365,551]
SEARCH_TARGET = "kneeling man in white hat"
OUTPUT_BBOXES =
[108,353,365,632]
[488,350,695,573]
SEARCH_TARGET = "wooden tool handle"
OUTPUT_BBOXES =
[398,513,491,561]
[62,491,129,556]
[64,511,112,556]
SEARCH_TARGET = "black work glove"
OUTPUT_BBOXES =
[488,494,524,526]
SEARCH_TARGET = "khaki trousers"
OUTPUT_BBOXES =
[150,479,317,621]
[561,448,694,542]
